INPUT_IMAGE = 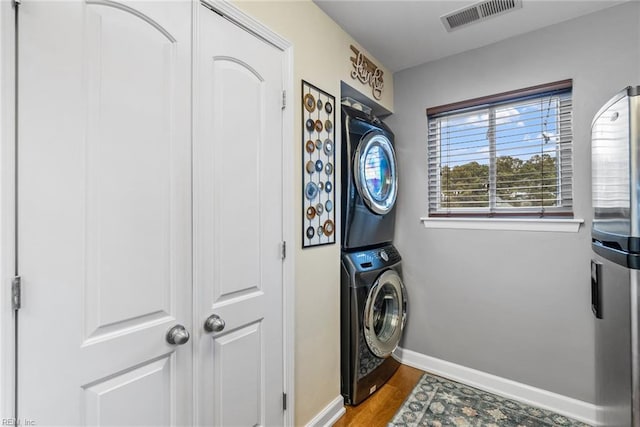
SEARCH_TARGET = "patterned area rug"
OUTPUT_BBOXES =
[388,373,591,427]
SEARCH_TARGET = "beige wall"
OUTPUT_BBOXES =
[230,1,394,425]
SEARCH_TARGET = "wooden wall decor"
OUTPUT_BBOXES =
[301,80,336,248]
[349,45,384,100]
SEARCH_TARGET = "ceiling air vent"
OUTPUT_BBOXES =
[441,0,523,32]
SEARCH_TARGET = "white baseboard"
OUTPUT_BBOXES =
[394,347,597,426]
[305,395,345,427]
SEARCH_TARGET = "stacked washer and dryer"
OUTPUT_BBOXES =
[340,100,408,405]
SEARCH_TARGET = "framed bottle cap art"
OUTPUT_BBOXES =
[302,80,336,248]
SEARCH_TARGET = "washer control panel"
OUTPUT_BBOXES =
[345,244,401,272]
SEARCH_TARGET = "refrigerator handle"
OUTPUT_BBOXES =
[591,260,603,319]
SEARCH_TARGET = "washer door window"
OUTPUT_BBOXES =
[354,132,398,215]
[363,270,406,358]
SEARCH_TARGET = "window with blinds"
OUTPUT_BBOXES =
[427,80,573,217]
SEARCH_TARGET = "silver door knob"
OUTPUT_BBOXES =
[166,324,190,345]
[204,314,225,333]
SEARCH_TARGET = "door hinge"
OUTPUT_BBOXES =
[281,90,286,110]
[281,241,286,260]
[282,392,287,411]
[11,276,21,310]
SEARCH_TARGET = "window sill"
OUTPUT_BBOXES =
[420,217,584,233]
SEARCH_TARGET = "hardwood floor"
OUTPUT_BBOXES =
[333,364,424,427]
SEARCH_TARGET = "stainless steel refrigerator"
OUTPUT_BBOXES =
[591,86,640,427]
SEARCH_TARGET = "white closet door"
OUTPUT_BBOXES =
[17,1,192,425]
[194,5,285,427]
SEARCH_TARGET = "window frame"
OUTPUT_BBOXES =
[426,79,574,218]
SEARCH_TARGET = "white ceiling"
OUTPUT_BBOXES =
[314,0,631,72]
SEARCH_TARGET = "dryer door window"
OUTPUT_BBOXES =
[363,270,407,358]
[354,133,398,215]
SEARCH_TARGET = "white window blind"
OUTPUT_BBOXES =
[427,81,573,217]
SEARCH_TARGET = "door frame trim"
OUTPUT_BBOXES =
[0,0,17,419]
[194,1,295,425]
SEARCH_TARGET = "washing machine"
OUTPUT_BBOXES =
[341,243,407,405]
[341,104,398,251]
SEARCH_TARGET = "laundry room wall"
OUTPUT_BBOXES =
[386,1,640,405]
[229,1,394,425]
